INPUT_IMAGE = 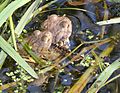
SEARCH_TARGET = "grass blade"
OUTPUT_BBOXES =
[0,0,58,69]
[97,17,120,26]
[0,0,31,27]
[9,16,17,51]
[87,58,120,93]
[0,0,58,76]
[0,36,38,78]
[0,0,10,12]
[0,0,41,71]
[15,0,42,36]
[0,51,7,68]
[68,66,98,93]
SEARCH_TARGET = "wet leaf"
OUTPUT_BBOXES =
[68,66,98,93]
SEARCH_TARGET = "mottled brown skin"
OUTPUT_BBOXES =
[42,14,72,44]
[26,14,72,60]
[27,30,53,55]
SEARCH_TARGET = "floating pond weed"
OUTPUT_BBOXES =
[5,64,34,92]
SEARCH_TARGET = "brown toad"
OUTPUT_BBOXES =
[26,14,72,60]
[42,14,72,45]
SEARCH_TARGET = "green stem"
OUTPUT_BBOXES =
[9,15,17,51]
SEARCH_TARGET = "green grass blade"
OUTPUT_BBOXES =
[0,0,31,27]
[0,0,57,69]
[0,51,7,68]
[87,58,120,93]
[9,16,17,51]
[109,0,120,2]
[0,36,38,78]
[23,43,47,65]
[0,0,41,68]
[15,0,42,37]
[0,0,57,74]
[0,0,10,12]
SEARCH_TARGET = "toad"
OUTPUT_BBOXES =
[26,14,72,61]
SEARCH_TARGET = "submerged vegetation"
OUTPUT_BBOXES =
[0,0,120,93]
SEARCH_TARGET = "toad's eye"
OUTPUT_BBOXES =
[59,21,67,28]
[41,35,48,42]
[41,32,52,43]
